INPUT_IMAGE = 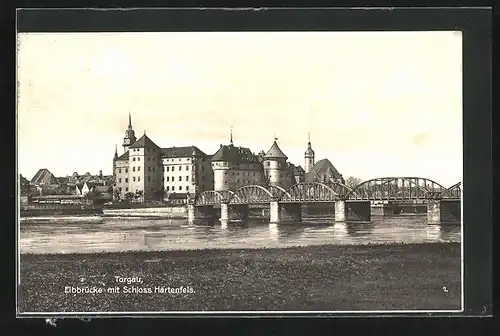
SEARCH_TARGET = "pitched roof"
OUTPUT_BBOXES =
[161,146,208,158]
[31,169,59,185]
[20,174,30,185]
[129,134,160,149]
[211,145,260,163]
[116,150,129,161]
[305,159,342,183]
[264,141,288,160]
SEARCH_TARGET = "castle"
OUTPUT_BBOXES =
[112,114,344,201]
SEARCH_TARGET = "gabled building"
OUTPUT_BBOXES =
[31,168,59,186]
[162,146,213,195]
[211,131,265,191]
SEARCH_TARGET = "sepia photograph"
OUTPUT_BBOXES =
[17,25,464,314]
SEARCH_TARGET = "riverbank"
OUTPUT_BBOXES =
[18,242,461,312]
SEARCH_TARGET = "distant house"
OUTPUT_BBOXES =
[31,168,59,186]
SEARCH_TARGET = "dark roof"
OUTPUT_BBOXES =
[211,144,260,163]
[305,159,342,183]
[20,174,30,185]
[129,134,160,149]
[264,141,288,160]
[31,169,59,185]
[116,150,129,161]
[56,177,69,185]
[161,146,208,158]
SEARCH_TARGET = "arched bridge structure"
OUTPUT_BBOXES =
[347,177,458,201]
[447,182,462,199]
[194,177,461,206]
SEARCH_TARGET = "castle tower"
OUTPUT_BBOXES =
[122,112,137,152]
[304,132,315,173]
[263,137,290,188]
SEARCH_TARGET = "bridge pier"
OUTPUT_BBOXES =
[334,200,346,222]
[335,200,371,222]
[269,201,302,223]
[220,203,249,222]
[187,204,216,223]
[427,199,461,225]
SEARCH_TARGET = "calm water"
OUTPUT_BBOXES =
[19,215,461,254]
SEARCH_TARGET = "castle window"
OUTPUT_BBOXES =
[166,186,170,191]
[166,177,170,181]
[148,176,151,182]
[119,178,122,183]
[186,186,189,191]
[178,176,182,181]
[166,167,170,172]
[186,176,189,181]
[179,186,183,190]
[138,157,140,161]
[178,166,181,171]
[118,169,121,173]
[148,167,151,172]
[138,167,141,171]
[185,166,189,171]
[125,178,128,183]
[119,187,122,192]
[225,172,228,175]
[126,187,128,191]
[267,162,270,166]
[133,167,136,172]
[133,177,136,182]
[172,186,175,191]
[133,158,136,161]
[125,168,128,173]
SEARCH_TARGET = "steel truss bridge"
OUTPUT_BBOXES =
[194,177,461,206]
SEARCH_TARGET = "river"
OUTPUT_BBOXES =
[19,214,461,254]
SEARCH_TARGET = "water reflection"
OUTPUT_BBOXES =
[20,216,461,254]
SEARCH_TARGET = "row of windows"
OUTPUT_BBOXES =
[118,168,128,173]
[166,185,190,191]
[132,156,155,162]
[118,187,129,192]
[132,148,156,152]
[224,171,258,176]
[165,165,190,172]
[131,166,156,172]
[165,176,190,182]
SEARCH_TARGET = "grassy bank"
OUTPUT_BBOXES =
[18,243,461,312]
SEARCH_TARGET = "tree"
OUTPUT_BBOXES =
[344,176,363,189]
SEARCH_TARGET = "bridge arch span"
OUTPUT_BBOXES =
[283,182,343,202]
[267,185,291,200]
[447,182,462,199]
[196,190,236,205]
[348,177,453,200]
[230,185,275,204]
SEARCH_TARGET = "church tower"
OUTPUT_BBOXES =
[122,112,137,152]
[304,132,315,173]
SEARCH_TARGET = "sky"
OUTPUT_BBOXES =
[17,31,462,187]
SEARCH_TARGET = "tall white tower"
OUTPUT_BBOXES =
[304,132,315,173]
